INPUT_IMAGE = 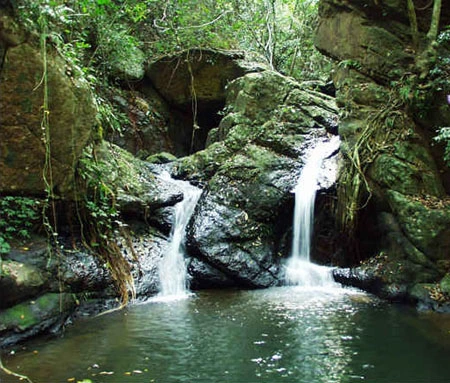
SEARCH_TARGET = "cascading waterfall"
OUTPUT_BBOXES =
[285,136,340,287]
[157,172,202,298]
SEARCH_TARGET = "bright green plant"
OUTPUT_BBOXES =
[77,148,118,244]
[146,0,329,80]
[0,197,41,253]
[338,59,362,71]
[0,237,10,255]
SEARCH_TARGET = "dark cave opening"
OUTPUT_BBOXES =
[169,99,225,157]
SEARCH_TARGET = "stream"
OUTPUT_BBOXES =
[2,287,450,383]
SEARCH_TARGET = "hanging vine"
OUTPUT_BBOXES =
[34,12,68,313]
[76,144,137,306]
[21,4,137,307]
[336,94,406,244]
[186,50,200,154]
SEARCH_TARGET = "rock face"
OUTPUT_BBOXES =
[0,11,96,196]
[316,0,450,309]
[173,70,340,288]
[104,86,176,159]
[107,49,263,159]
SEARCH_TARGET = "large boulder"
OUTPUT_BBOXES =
[0,292,76,347]
[146,49,249,108]
[0,259,47,309]
[0,11,96,196]
[172,70,340,288]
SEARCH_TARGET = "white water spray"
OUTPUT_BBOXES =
[157,173,202,299]
[285,136,340,287]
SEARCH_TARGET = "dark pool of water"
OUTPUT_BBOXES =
[2,287,450,383]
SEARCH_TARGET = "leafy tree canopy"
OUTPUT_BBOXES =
[12,0,330,82]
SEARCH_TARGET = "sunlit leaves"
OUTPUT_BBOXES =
[434,127,450,167]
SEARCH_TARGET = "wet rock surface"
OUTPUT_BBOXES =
[172,70,341,288]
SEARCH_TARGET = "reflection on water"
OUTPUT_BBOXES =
[2,286,450,383]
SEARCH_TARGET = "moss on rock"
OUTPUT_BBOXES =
[0,293,75,346]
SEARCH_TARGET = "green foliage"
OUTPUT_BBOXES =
[146,0,329,80]
[434,127,450,167]
[388,24,450,144]
[338,59,362,71]
[0,237,10,255]
[427,27,450,93]
[0,197,41,253]
[76,146,136,304]
[390,75,421,109]
[14,0,330,83]
[93,94,128,136]
[77,148,119,246]
[96,27,145,78]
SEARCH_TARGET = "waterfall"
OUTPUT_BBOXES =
[285,136,340,287]
[158,173,202,298]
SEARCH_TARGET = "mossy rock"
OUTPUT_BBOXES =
[225,71,298,123]
[82,142,184,219]
[0,293,75,346]
[370,153,443,196]
[386,190,450,261]
[173,142,234,180]
[146,152,177,164]
[0,259,46,309]
[409,283,435,303]
[110,44,145,81]
[175,70,338,181]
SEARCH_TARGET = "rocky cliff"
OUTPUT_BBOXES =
[315,0,450,310]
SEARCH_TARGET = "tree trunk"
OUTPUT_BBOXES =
[426,0,442,42]
[406,0,419,48]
